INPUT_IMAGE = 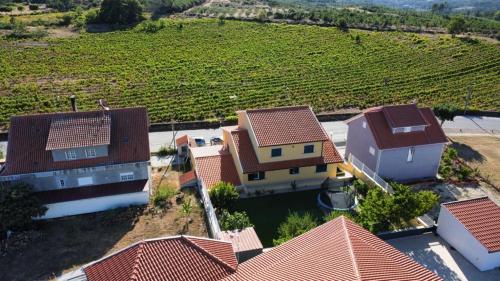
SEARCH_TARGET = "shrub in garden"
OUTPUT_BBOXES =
[273,212,318,246]
[0,183,47,235]
[353,179,369,198]
[433,104,458,126]
[29,4,39,11]
[0,5,13,12]
[153,184,176,208]
[219,210,253,231]
[324,210,356,222]
[157,145,176,157]
[208,182,239,211]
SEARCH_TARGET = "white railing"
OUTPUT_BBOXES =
[348,154,393,194]
[198,178,222,239]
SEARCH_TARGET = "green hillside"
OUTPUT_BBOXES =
[0,19,498,126]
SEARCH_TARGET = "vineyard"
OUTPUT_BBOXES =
[0,19,499,127]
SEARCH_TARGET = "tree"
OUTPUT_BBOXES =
[98,0,144,25]
[448,17,466,37]
[0,183,47,235]
[219,210,253,231]
[433,104,459,126]
[208,182,239,212]
[325,211,356,222]
[273,212,318,246]
[337,18,348,32]
[357,184,439,233]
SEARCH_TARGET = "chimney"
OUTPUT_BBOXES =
[70,95,77,112]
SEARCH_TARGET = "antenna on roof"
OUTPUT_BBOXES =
[99,99,110,111]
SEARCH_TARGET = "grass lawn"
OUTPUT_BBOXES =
[233,189,325,247]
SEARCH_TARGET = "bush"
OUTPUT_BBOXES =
[219,210,253,231]
[153,184,176,208]
[433,104,458,126]
[5,26,48,40]
[17,5,23,11]
[209,182,239,211]
[157,145,176,156]
[324,210,356,222]
[353,179,369,198]
[138,20,165,33]
[59,13,73,26]
[29,4,39,10]
[273,212,318,246]
[0,183,47,234]
[98,0,144,25]
[224,115,238,122]
[0,5,13,12]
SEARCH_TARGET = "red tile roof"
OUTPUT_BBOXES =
[356,106,447,149]
[0,107,150,176]
[221,227,263,253]
[179,170,197,186]
[195,153,241,189]
[382,104,429,128]
[36,179,148,204]
[46,112,111,150]
[228,128,342,174]
[176,134,189,146]
[84,236,237,281]
[442,197,500,253]
[223,216,442,281]
[244,106,329,147]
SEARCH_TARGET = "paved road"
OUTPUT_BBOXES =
[0,116,498,155]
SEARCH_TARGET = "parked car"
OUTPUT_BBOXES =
[210,136,223,145]
[194,137,206,146]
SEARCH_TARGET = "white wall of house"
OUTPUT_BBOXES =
[37,191,149,219]
[437,206,500,271]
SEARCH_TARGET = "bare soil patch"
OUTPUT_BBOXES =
[449,136,500,189]
[0,169,207,281]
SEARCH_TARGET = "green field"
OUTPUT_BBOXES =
[0,19,499,126]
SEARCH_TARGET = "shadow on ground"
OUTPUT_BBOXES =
[450,141,485,163]
[0,206,144,281]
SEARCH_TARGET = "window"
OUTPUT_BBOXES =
[369,146,375,156]
[120,172,135,181]
[248,172,265,181]
[403,126,412,133]
[181,146,188,153]
[393,127,404,133]
[59,179,65,188]
[86,149,96,158]
[289,167,299,175]
[316,164,327,173]
[304,145,314,154]
[77,177,93,186]
[362,121,367,128]
[65,150,77,160]
[407,147,415,162]
[271,148,282,157]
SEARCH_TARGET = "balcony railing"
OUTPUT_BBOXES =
[348,154,393,194]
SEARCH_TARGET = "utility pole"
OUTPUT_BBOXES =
[464,86,472,115]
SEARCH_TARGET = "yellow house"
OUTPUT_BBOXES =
[180,106,345,192]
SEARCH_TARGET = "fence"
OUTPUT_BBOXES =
[198,178,222,239]
[348,154,393,194]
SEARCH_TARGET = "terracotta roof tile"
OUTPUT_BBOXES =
[194,152,241,189]
[1,107,150,176]
[223,217,442,281]
[36,179,148,204]
[382,104,428,128]
[84,236,237,281]
[362,106,447,149]
[221,227,263,253]
[443,197,500,253]
[245,106,329,147]
[179,170,197,186]
[176,135,189,146]
[46,112,111,150]
[228,128,342,174]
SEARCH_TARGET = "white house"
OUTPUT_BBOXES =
[437,197,500,271]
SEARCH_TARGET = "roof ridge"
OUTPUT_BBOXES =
[341,216,361,281]
[129,241,146,281]
[442,196,491,206]
[183,236,237,272]
[244,105,310,113]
